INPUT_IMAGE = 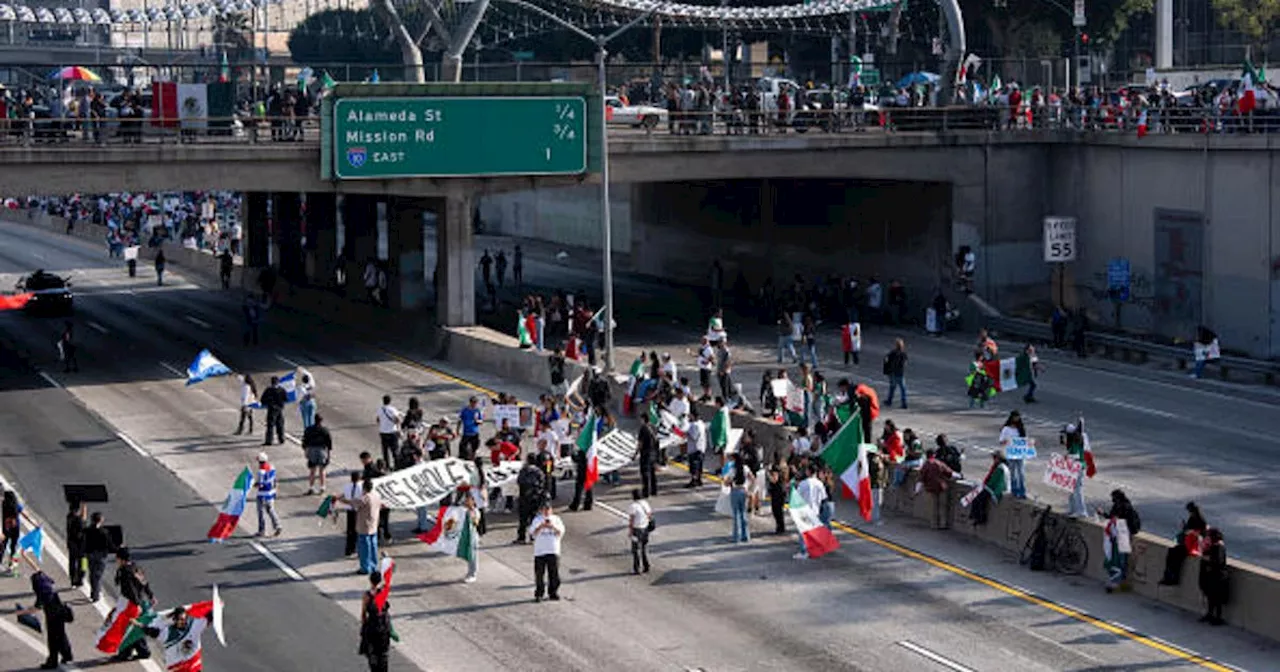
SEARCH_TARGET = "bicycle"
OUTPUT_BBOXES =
[1020,505,1089,575]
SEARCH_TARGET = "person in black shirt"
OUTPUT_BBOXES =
[82,512,113,602]
[303,414,334,495]
[514,454,546,544]
[15,567,74,669]
[260,376,287,446]
[112,548,153,662]
[637,411,659,498]
[548,349,567,396]
[65,500,86,587]
[536,440,558,501]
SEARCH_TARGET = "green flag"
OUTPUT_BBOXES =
[321,71,337,90]
[709,407,729,450]
[575,410,596,452]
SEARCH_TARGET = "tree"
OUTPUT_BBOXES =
[1210,0,1280,53]
[959,0,1152,63]
[213,12,253,61]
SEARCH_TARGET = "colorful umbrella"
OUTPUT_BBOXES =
[49,66,101,82]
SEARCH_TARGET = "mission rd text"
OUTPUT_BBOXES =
[343,106,444,146]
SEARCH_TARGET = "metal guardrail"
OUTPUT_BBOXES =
[0,105,1274,148]
[984,314,1280,384]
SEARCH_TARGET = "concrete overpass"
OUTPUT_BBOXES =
[11,129,1280,357]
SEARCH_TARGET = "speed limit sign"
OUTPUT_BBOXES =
[1043,216,1077,262]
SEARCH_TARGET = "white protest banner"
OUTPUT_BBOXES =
[594,429,639,475]
[656,408,687,450]
[723,428,745,456]
[493,404,524,429]
[785,385,806,414]
[770,379,790,400]
[124,246,139,261]
[1042,453,1081,492]
[370,458,476,510]
[959,484,982,508]
[1005,437,1037,461]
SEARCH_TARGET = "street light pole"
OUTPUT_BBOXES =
[495,0,659,373]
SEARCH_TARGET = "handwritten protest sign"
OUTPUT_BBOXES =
[1042,453,1081,492]
[1005,437,1037,460]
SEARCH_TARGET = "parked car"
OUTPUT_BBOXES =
[605,95,667,129]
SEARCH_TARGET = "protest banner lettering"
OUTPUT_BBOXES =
[770,379,790,400]
[493,404,531,429]
[1042,452,1080,492]
[1005,437,1037,461]
[371,458,476,510]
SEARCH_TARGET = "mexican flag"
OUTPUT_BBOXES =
[982,354,1034,392]
[789,486,840,558]
[517,313,533,348]
[374,557,395,611]
[818,409,874,521]
[315,494,336,526]
[576,410,599,491]
[1103,517,1132,574]
[709,406,730,452]
[983,461,1010,501]
[1136,109,1149,138]
[622,356,645,414]
[417,506,476,564]
[95,598,150,654]
[1240,60,1263,114]
[207,467,252,542]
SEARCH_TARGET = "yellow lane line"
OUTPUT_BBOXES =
[382,347,1237,672]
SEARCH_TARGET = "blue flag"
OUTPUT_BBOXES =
[248,371,296,409]
[186,349,231,386]
[369,69,380,83]
[18,527,43,563]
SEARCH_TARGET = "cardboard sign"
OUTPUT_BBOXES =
[1005,437,1037,461]
[63,484,109,504]
[1042,452,1081,492]
[493,404,533,430]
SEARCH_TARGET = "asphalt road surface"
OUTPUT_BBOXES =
[464,232,1280,575]
[0,219,1273,672]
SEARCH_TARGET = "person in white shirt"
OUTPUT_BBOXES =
[665,388,690,425]
[791,427,812,457]
[867,277,884,324]
[684,409,706,487]
[695,337,714,403]
[298,374,317,429]
[660,352,677,382]
[627,490,653,575]
[376,395,401,468]
[340,471,363,557]
[794,464,827,559]
[528,502,565,602]
[236,374,257,435]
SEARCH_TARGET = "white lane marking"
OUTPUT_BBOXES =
[0,472,163,672]
[185,315,211,329]
[86,320,109,334]
[250,541,305,582]
[896,641,977,672]
[595,501,628,520]
[0,613,77,668]
[275,355,302,368]
[1095,398,1178,419]
[117,431,150,458]
[38,371,61,388]
[159,361,185,377]
[285,432,302,445]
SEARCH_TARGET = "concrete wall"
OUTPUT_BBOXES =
[437,323,1280,645]
[477,184,633,255]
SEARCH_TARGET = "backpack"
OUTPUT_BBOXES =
[1124,507,1142,537]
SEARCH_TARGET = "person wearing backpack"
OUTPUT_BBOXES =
[627,490,654,575]
[1098,489,1141,592]
[15,563,75,670]
[358,572,393,672]
[514,454,546,544]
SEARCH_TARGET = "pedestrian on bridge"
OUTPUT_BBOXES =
[153,249,166,286]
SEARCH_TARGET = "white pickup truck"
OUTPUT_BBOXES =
[604,95,667,129]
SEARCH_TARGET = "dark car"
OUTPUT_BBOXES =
[17,269,73,315]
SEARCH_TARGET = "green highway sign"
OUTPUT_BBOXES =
[331,96,587,179]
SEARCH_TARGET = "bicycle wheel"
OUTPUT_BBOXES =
[1019,530,1040,566]
[1054,527,1090,575]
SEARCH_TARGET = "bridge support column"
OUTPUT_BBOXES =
[244,192,270,270]
[306,192,338,288]
[272,193,305,285]
[341,194,380,298]
[388,199,427,310]
[437,191,475,326]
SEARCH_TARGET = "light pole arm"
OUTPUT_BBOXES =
[602,9,657,45]
[492,0,596,43]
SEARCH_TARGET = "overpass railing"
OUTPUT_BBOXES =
[983,314,1280,384]
[0,106,1273,147]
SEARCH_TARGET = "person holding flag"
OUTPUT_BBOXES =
[359,569,394,672]
[1063,417,1096,517]
[135,602,216,672]
[569,407,600,512]
[12,554,75,670]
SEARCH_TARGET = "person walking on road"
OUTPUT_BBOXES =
[65,499,86,587]
[57,322,78,373]
[260,376,287,446]
[794,464,825,559]
[236,374,257,435]
[153,249,166,286]
[339,476,383,575]
[767,452,791,535]
[359,572,393,672]
[242,293,262,346]
[457,396,484,461]
[685,408,706,488]
[298,374,317,429]
[515,454,546,544]
[340,471,363,557]
[884,338,908,410]
[637,411,660,498]
[254,452,283,537]
[1199,528,1228,626]
[628,490,653,575]
[303,414,333,495]
[513,245,524,288]
[2,489,33,570]
[376,395,402,468]
[14,563,75,670]
[112,548,154,662]
[529,501,565,602]
[83,511,113,602]
[219,249,233,289]
[727,455,753,543]
[715,339,734,402]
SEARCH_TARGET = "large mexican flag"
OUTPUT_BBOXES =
[982,353,1034,392]
[818,408,874,521]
